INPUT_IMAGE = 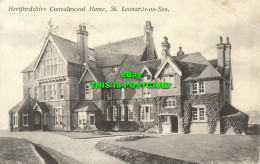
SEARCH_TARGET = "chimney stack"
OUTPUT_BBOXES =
[77,24,89,67]
[161,36,170,61]
[144,20,153,42]
[177,46,184,56]
[217,36,232,79]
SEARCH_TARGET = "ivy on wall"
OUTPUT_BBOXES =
[221,113,248,134]
[183,93,220,134]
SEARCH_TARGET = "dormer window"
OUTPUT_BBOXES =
[111,66,118,73]
[143,75,151,82]
[163,75,175,87]
[85,83,93,99]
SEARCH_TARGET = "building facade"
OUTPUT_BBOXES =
[9,21,248,134]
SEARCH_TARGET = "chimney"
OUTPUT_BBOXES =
[224,37,231,79]
[177,46,184,56]
[161,36,170,61]
[144,20,153,42]
[77,24,89,67]
[217,36,225,74]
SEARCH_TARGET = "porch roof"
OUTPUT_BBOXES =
[9,96,36,113]
[34,102,49,112]
[72,101,100,112]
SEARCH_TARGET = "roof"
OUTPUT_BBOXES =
[94,36,146,56]
[221,103,248,117]
[9,96,36,113]
[72,101,100,112]
[35,102,49,112]
[173,53,222,81]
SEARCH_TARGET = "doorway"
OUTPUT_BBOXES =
[171,116,178,133]
[34,111,41,130]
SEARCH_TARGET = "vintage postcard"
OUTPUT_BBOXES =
[0,0,259,163]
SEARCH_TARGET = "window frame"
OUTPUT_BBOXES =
[192,81,205,94]
[113,106,117,121]
[121,106,125,121]
[78,111,87,126]
[107,108,111,121]
[54,108,63,126]
[163,75,175,87]
[23,113,28,126]
[85,83,93,99]
[140,105,153,122]
[90,113,95,125]
[128,105,134,121]
[192,106,207,122]
[13,112,18,126]
[165,97,176,108]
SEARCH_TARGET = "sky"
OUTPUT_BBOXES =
[0,0,259,129]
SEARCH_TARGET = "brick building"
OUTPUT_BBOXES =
[9,21,248,134]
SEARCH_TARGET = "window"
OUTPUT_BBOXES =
[143,87,151,97]
[23,113,28,126]
[28,88,31,96]
[28,72,32,81]
[51,84,57,100]
[121,106,125,121]
[192,81,205,94]
[78,112,87,126]
[142,75,151,82]
[113,106,117,121]
[192,107,206,122]
[128,106,134,121]
[106,89,111,100]
[35,87,38,100]
[43,113,47,125]
[165,97,176,108]
[107,108,111,121]
[43,85,47,100]
[54,108,63,126]
[85,83,93,99]
[162,117,168,123]
[59,83,64,99]
[90,113,95,125]
[111,66,118,73]
[121,88,125,99]
[140,106,153,121]
[13,113,18,126]
[163,75,175,87]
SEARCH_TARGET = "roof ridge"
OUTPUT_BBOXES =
[94,35,144,48]
[51,34,76,44]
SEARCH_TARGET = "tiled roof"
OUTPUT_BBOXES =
[94,36,146,56]
[95,50,127,68]
[9,96,36,113]
[221,103,248,117]
[72,101,100,112]
[21,57,38,73]
[208,59,218,69]
[173,53,221,81]
[51,34,96,64]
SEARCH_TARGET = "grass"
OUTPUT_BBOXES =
[114,135,153,142]
[50,131,145,139]
[97,134,260,164]
[0,137,41,164]
[95,141,194,164]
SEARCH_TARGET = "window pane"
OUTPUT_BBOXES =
[192,108,198,120]
[199,108,205,120]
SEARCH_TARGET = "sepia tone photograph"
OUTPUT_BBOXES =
[0,0,259,163]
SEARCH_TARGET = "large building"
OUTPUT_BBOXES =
[9,21,248,134]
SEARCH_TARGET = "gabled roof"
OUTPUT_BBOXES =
[22,34,96,73]
[9,96,36,113]
[94,36,146,56]
[72,101,100,112]
[221,103,248,117]
[33,102,49,112]
[79,68,106,84]
[154,57,182,78]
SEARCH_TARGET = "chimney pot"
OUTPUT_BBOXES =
[79,25,82,31]
[82,24,86,31]
[220,36,223,44]
[177,46,184,56]
[226,37,229,43]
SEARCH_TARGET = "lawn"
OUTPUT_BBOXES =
[0,137,41,164]
[101,134,260,164]
[50,131,145,139]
